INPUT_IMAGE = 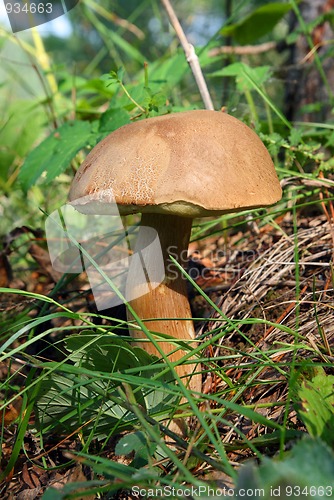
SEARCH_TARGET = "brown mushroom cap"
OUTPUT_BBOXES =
[69,110,282,216]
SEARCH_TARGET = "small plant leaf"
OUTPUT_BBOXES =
[144,87,167,113]
[98,108,130,133]
[115,431,146,456]
[236,437,334,498]
[294,367,334,447]
[19,120,98,190]
[115,431,157,468]
[104,67,124,86]
[209,63,272,92]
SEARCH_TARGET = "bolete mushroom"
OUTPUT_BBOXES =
[69,110,282,395]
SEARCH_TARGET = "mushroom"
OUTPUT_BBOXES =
[69,110,282,396]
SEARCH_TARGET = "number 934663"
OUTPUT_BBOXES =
[5,3,53,14]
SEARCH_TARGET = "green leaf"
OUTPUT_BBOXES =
[65,333,143,373]
[236,437,334,499]
[104,67,125,85]
[115,431,146,456]
[295,367,334,447]
[98,108,130,134]
[18,121,97,190]
[115,431,157,468]
[139,52,187,91]
[289,128,304,147]
[220,2,293,45]
[259,437,334,491]
[0,100,45,183]
[34,333,179,439]
[144,87,167,113]
[212,63,291,129]
[107,82,142,110]
[81,77,114,98]
[117,66,125,82]
[209,62,272,92]
[42,488,66,500]
[260,132,286,157]
[34,370,135,438]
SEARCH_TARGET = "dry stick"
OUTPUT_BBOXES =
[160,0,214,111]
[209,41,277,57]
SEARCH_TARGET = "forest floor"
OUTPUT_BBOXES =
[1,204,333,498]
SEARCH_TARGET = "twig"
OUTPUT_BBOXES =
[160,0,214,110]
[209,41,277,57]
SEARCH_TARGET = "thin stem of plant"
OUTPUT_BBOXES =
[160,0,214,110]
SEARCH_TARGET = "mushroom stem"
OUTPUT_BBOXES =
[126,212,202,393]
